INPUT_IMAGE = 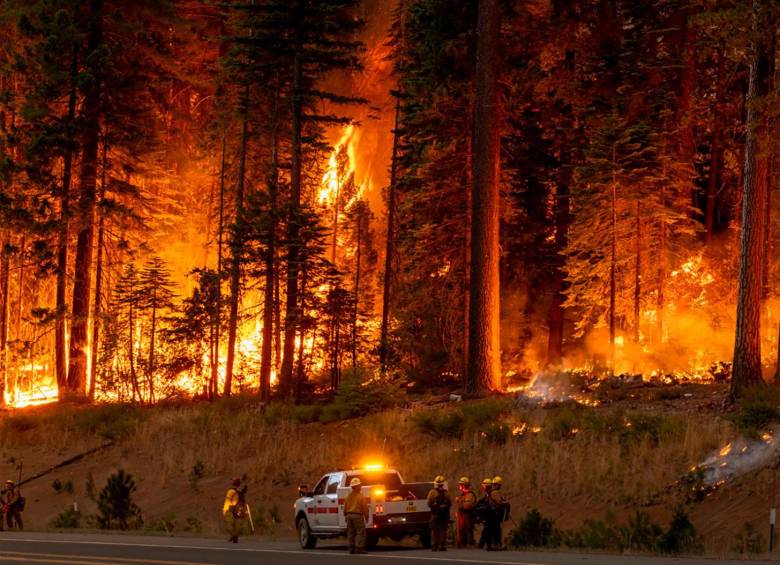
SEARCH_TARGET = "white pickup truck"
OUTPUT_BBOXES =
[294,466,434,550]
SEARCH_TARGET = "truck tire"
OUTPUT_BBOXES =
[419,530,432,549]
[297,517,317,549]
[365,532,379,551]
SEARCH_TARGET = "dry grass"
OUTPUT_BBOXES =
[0,397,742,550]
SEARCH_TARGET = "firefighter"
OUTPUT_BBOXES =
[3,480,23,530]
[455,476,477,547]
[477,478,494,549]
[345,478,368,554]
[426,475,452,552]
[223,477,244,543]
[489,475,509,551]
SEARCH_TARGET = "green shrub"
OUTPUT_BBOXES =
[185,515,202,533]
[732,393,780,438]
[52,478,63,493]
[509,509,559,547]
[411,409,466,438]
[188,460,205,491]
[657,507,702,554]
[97,469,142,530]
[50,507,81,529]
[732,522,763,555]
[621,511,663,551]
[325,370,398,421]
[573,518,624,550]
[72,405,146,440]
[4,414,37,433]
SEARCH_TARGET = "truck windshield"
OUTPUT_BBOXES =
[349,472,402,491]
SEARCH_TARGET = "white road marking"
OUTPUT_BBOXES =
[0,538,549,565]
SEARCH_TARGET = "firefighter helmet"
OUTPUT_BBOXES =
[492,475,503,486]
[458,476,470,485]
[482,478,493,486]
[349,478,362,487]
[433,475,446,486]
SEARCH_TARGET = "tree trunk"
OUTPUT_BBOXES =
[762,29,776,301]
[352,210,361,370]
[546,151,571,366]
[212,134,227,401]
[129,302,138,402]
[466,0,501,395]
[0,238,7,405]
[224,85,250,397]
[148,299,156,405]
[634,202,641,343]
[281,8,304,397]
[732,0,773,398]
[705,47,726,243]
[67,0,104,399]
[89,136,107,401]
[679,12,697,215]
[57,46,78,399]
[380,94,401,372]
[609,145,617,376]
[260,91,279,403]
[294,261,309,399]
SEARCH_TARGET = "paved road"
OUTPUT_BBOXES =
[0,532,772,565]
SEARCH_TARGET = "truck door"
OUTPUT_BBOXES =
[310,476,328,528]
[318,473,342,529]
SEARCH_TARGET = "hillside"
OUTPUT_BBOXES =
[0,387,776,558]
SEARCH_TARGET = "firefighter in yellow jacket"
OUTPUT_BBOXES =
[345,478,368,554]
[455,476,477,547]
[426,475,452,552]
[223,477,243,543]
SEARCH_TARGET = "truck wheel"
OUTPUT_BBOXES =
[419,530,432,549]
[298,518,317,549]
[365,532,379,551]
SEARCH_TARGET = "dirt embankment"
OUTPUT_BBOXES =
[0,390,773,557]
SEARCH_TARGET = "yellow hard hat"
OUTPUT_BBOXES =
[492,476,503,485]
[349,478,362,487]
[482,478,493,486]
[433,475,446,486]
[4,480,13,485]
[458,476,470,485]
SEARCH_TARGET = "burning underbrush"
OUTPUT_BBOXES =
[508,364,731,409]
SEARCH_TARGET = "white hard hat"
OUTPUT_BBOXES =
[349,478,361,487]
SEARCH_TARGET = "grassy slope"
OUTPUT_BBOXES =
[0,394,771,556]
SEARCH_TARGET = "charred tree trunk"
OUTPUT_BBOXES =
[281,8,304,397]
[705,47,726,243]
[224,85,250,397]
[466,0,501,395]
[732,0,773,398]
[89,136,107,401]
[380,95,401,373]
[67,0,104,399]
[57,46,78,398]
